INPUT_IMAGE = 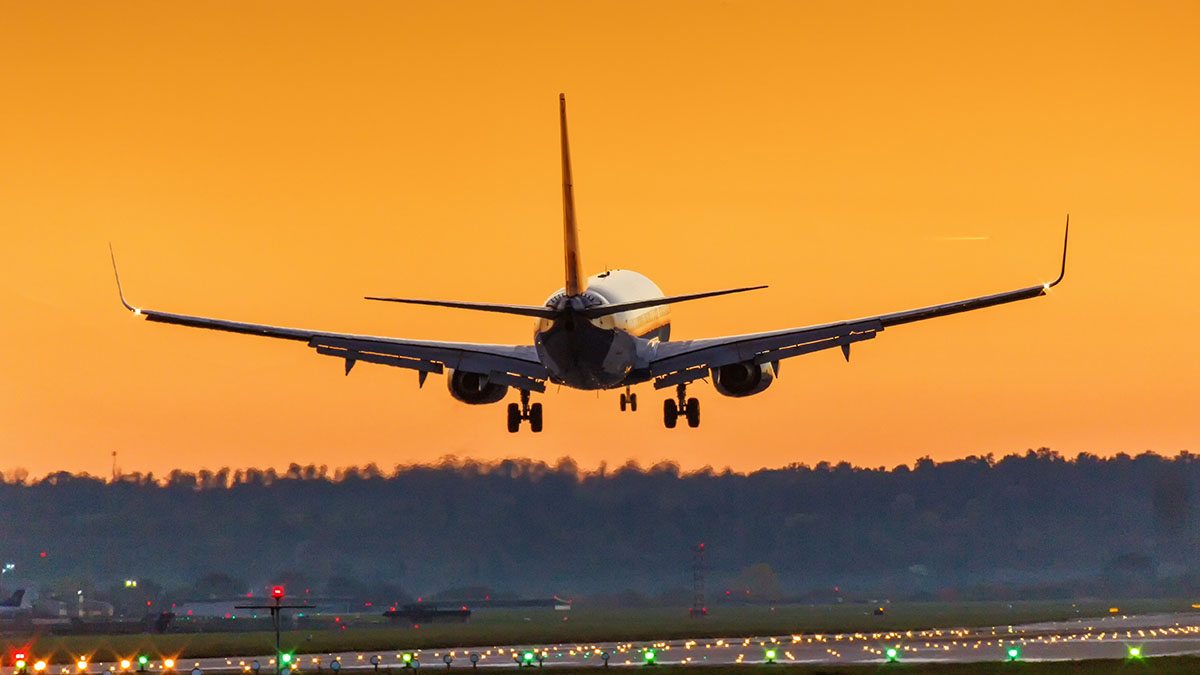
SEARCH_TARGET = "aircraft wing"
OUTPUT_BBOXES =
[647,222,1069,390]
[111,256,548,391]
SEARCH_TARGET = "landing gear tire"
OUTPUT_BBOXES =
[529,402,544,433]
[506,403,521,433]
[620,393,628,411]
[686,397,701,428]
[665,384,700,429]
[629,393,638,411]
[663,399,678,428]
[507,391,543,432]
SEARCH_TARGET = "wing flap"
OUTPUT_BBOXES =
[651,319,882,375]
[111,247,548,386]
[650,219,1069,380]
[141,307,548,382]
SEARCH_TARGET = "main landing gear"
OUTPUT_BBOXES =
[507,389,543,433]
[663,383,700,429]
[619,386,638,412]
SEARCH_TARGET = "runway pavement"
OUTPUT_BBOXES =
[52,611,1200,673]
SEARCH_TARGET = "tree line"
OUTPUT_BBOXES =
[0,450,1196,604]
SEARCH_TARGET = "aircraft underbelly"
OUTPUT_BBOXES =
[536,320,635,389]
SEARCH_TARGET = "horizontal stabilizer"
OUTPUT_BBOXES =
[364,296,558,319]
[579,285,768,319]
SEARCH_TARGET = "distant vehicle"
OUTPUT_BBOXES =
[112,95,1069,433]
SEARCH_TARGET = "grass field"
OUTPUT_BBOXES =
[3,599,1195,664]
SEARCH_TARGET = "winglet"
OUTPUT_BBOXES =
[108,244,141,314]
[1046,214,1069,289]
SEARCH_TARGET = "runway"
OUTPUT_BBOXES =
[59,611,1200,673]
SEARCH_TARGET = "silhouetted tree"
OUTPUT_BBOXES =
[1,450,1195,598]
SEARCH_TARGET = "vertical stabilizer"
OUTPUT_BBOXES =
[559,94,586,296]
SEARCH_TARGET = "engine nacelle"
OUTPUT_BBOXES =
[711,360,776,398]
[446,369,508,405]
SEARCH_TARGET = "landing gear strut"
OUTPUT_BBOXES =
[506,389,543,433]
[663,383,700,428]
[619,386,638,412]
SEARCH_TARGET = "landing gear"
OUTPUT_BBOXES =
[507,403,521,433]
[529,402,543,433]
[619,387,638,412]
[506,390,543,433]
[663,384,700,428]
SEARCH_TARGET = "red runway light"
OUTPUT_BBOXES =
[271,586,285,599]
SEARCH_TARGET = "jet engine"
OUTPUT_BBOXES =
[711,361,776,397]
[446,369,508,404]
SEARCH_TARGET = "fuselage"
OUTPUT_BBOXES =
[534,269,669,389]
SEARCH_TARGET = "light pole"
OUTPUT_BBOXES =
[235,586,313,675]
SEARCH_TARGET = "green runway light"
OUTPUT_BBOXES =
[521,652,535,667]
[280,655,292,665]
[137,658,148,666]
[764,649,777,663]
[642,650,656,665]
[1128,646,1143,659]
[885,647,899,662]
[1006,646,1021,661]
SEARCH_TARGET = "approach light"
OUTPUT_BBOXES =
[1128,646,1143,659]
[642,650,656,665]
[16,660,27,671]
[77,660,88,672]
[402,654,413,664]
[279,655,292,665]
[33,662,46,673]
[764,649,777,663]
[271,587,285,600]
[137,657,149,669]
[119,661,131,670]
[163,660,175,670]
[884,647,899,662]
[1005,646,1021,661]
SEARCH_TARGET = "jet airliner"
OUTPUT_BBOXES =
[112,94,1068,432]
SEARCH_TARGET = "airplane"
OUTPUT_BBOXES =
[111,93,1069,433]
[0,589,32,618]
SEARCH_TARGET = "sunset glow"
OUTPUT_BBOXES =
[0,1,1196,477]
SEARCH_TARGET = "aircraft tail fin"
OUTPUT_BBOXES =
[1,590,24,608]
[560,93,586,297]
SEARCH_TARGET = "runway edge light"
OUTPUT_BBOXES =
[885,646,900,662]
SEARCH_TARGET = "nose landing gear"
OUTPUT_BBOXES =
[506,389,543,433]
[663,383,700,428]
[619,386,638,412]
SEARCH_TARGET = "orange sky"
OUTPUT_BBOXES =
[1,0,1196,477]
